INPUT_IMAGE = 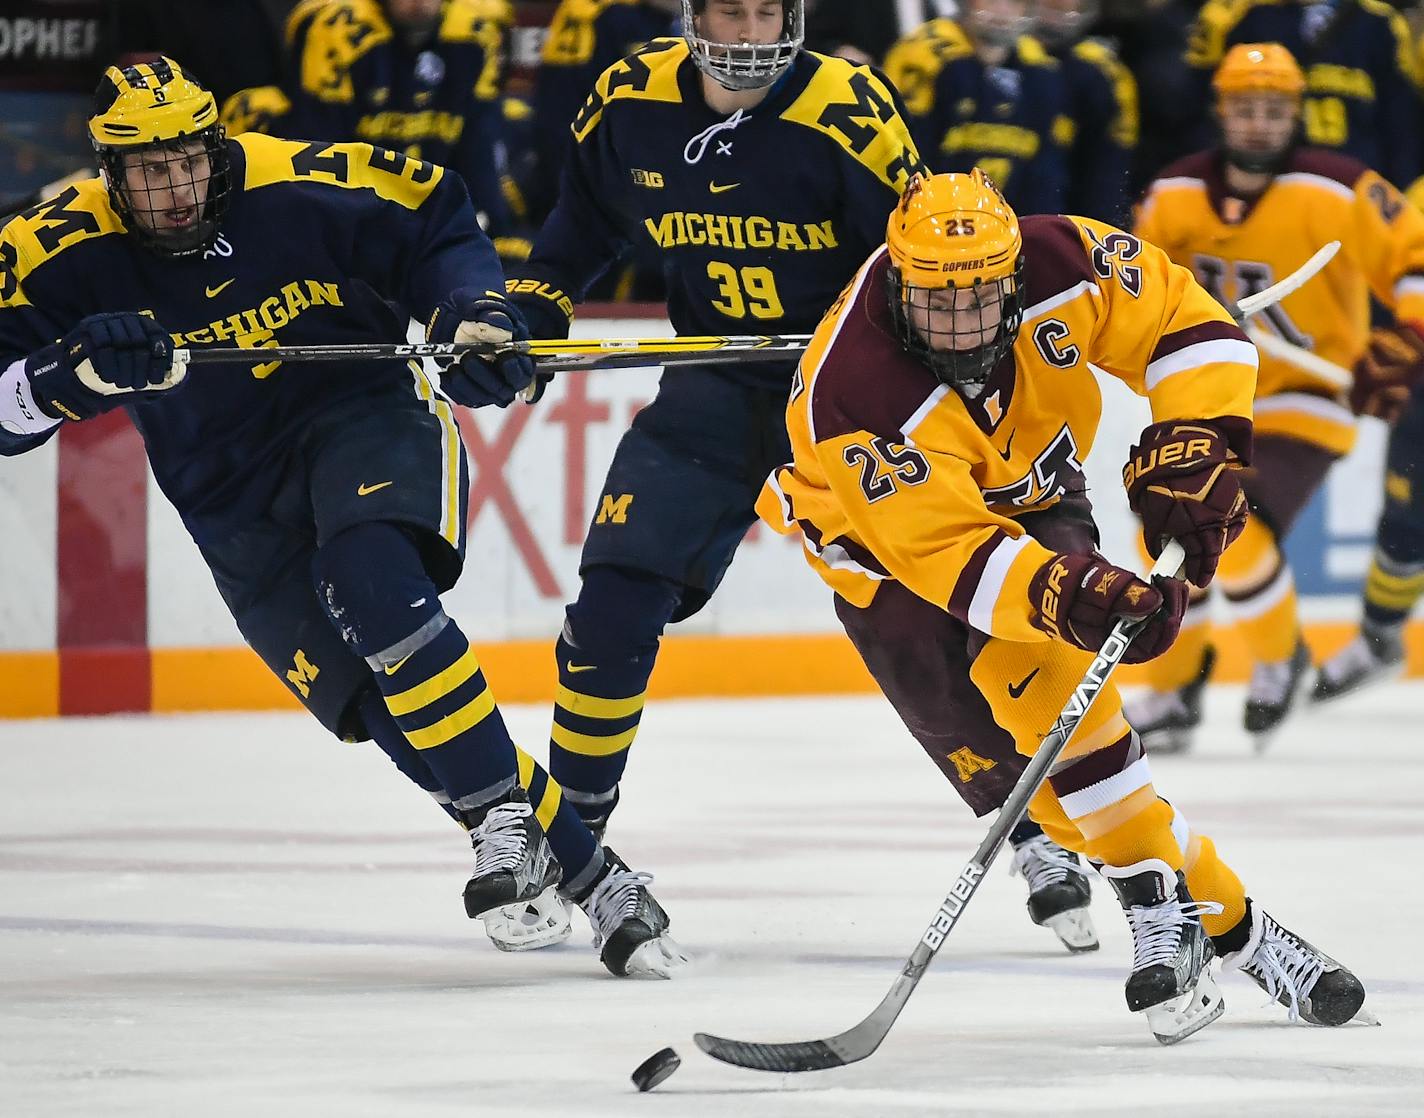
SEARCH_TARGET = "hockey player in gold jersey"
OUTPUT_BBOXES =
[1131,43,1424,750]
[757,169,1368,1040]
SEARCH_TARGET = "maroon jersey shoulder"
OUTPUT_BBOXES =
[1019,214,1097,313]
[1284,146,1368,189]
[808,249,943,445]
[1151,150,1215,183]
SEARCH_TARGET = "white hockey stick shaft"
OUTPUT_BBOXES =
[1245,327,1353,390]
[1233,240,1340,321]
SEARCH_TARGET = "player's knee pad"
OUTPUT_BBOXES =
[563,564,682,661]
[312,521,444,660]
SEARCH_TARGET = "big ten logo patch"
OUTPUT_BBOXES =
[286,649,320,698]
[631,168,664,188]
[596,493,633,524]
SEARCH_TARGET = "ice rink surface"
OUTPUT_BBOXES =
[2,683,1421,1117]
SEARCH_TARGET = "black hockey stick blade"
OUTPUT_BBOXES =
[693,1034,849,1073]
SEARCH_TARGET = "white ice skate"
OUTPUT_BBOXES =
[1010,834,1099,952]
[1220,904,1371,1026]
[579,850,688,979]
[1102,859,1225,1045]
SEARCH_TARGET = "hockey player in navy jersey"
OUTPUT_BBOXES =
[221,0,517,246]
[497,0,1101,956]
[0,58,683,979]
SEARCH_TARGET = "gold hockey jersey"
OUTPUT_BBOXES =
[756,215,1257,640]
[1136,147,1424,455]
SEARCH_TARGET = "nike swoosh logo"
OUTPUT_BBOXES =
[205,279,235,298]
[565,661,597,674]
[357,481,394,496]
[1007,667,1040,699]
[383,652,414,676]
[997,430,1015,460]
[709,181,740,193]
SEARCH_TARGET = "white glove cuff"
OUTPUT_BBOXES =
[0,356,62,436]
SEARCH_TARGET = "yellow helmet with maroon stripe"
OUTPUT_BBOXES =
[89,58,231,257]
[885,170,1025,394]
[1212,42,1305,99]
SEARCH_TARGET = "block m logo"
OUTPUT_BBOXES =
[286,649,320,698]
[596,493,633,525]
[947,746,996,782]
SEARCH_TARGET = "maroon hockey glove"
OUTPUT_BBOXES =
[1029,552,1189,664]
[1351,322,1424,423]
[1123,420,1248,588]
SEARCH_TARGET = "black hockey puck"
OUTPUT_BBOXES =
[631,1046,681,1092]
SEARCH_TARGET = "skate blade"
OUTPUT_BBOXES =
[622,934,690,979]
[1311,662,1404,707]
[483,894,574,953]
[1252,669,1315,754]
[1044,909,1099,953]
[1146,972,1225,1046]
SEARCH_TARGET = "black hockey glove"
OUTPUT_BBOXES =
[29,312,185,422]
[427,289,538,408]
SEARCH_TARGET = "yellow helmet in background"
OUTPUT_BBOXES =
[1212,42,1305,99]
[885,170,1025,394]
[89,57,231,257]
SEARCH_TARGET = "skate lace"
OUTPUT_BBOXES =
[1245,921,1328,1023]
[1125,898,1223,971]
[1009,836,1080,893]
[1247,656,1296,705]
[583,867,654,950]
[471,801,531,876]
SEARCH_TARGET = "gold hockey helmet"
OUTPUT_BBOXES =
[885,170,1025,393]
[1212,42,1306,99]
[90,58,231,256]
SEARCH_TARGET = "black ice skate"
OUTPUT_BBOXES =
[462,789,562,925]
[572,847,687,978]
[1220,904,1369,1026]
[482,814,610,954]
[1312,624,1405,705]
[1125,646,1216,755]
[1009,833,1099,953]
[1102,858,1224,1045]
[1244,639,1312,750]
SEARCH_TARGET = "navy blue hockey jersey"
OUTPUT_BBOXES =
[0,134,501,544]
[883,21,1071,217]
[510,38,926,387]
[222,0,514,231]
[529,0,677,223]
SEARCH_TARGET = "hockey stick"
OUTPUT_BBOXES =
[1245,327,1352,391]
[1233,240,1339,323]
[173,333,813,374]
[694,541,1186,1074]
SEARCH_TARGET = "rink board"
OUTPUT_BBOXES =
[1,311,1420,717]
